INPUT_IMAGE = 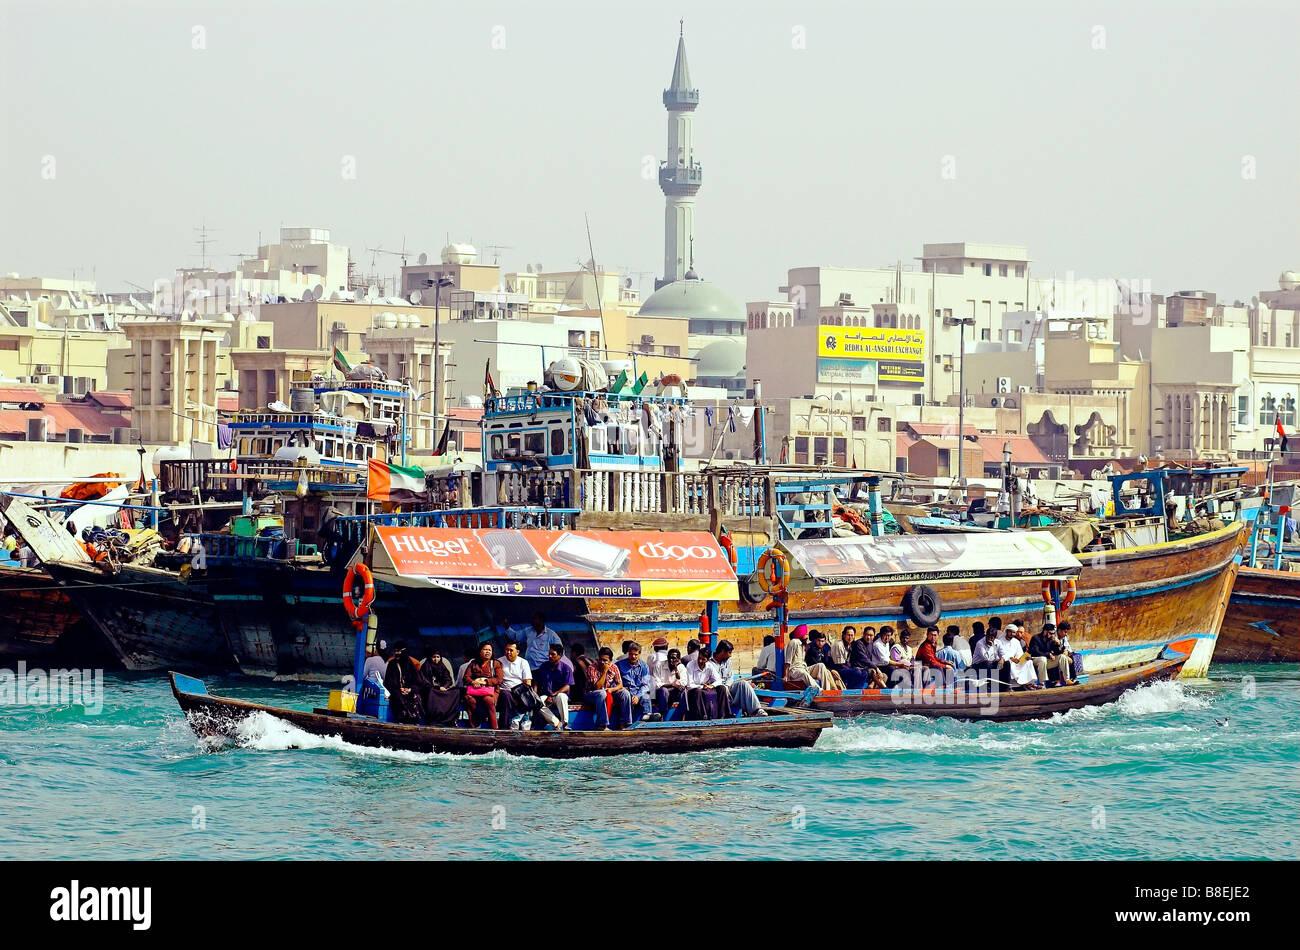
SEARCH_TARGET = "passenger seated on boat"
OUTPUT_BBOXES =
[384,642,425,725]
[584,646,632,730]
[805,631,847,691]
[751,635,778,679]
[463,643,505,729]
[1029,623,1077,686]
[418,645,462,727]
[533,645,573,730]
[970,626,1002,683]
[966,621,986,663]
[916,626,956,685]
[653,648,690,719]
[938,627,968,672]
[363,640,392,686]
[713,640,767,717]
[1057,622,1083,680]
[498,641,539,729]
[850,626,887,689]
[616,642,654,722]
[880,627,912,687]
[784,627,838,692]
[996,625,1041,690]
[830,626,867,689]
[685,644,729,719]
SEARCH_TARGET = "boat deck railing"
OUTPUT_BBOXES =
[158,459,366,494]
[187,532,303,563]
[332,506,580,543]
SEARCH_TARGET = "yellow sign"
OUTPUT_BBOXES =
[817,326,925,362]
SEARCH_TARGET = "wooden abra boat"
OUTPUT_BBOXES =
[761,640,1194,722]
[169,672,832,759]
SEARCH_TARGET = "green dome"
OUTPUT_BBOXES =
[695,338,746,378]
[638,277,744,323]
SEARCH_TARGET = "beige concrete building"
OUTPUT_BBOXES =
[120,316,223,444]
[363,328,452,453]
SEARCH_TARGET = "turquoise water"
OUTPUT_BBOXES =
[1,666,1296,860]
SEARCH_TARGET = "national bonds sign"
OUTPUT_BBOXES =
[371,527,738,600]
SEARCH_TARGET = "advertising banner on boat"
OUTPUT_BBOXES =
[371,527,738,600]
[783,530,1082,587]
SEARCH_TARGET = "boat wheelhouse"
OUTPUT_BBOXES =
[481,389,689,475]
[228,376,409,469]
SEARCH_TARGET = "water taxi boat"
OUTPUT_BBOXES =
[169,671,832,759]
[757,639,1194,722]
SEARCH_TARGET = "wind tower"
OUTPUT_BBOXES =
[657,23,702,290]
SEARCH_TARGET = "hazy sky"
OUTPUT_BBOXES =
[2,0,1296,305]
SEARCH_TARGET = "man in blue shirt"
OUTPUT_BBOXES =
[511,612,564,669]
[533,644,574,730]
[615,641,653,723]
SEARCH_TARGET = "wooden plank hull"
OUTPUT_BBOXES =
[0,566,84,659]
[772,655,1185,722]
[44,563,234,672]
[169,672,832,758]
[1215,566,1300,663]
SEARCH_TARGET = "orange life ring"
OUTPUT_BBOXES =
[1060,578,1077,612]
[718,534,738,570]
[756,548,789,595]
[1041,581,1053,604]
[343,562,376,619]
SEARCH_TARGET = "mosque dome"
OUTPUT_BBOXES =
[694,338,746,379]
[637,275,744,324]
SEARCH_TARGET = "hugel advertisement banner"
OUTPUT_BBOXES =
[817,326,925,362]
[783,530,1082,587]
[371,527,738,600]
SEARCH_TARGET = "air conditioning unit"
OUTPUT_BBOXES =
[26,417,48,442]
[997,376,1012,393]
[45,375,60,386]
[989,397,1001,408]
[112,427,133,444]
[1017,385,1031,393]
[912,393,924,406]
[35,364,51,374]
[66,427,84,444]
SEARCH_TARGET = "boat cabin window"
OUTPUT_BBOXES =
[524,431,545,456]
[491,434,503,457]
[551,427,565,456]
[589,427,606,453]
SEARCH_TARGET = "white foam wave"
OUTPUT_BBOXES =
[230,711,482,764]
[818,722,1046,754]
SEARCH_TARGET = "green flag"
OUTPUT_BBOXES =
[333,347,352,374]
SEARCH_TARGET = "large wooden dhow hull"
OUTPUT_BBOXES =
[1215,566,1300,663]
[584,522,1246,679]
[43,562,235,672]
[170,672,832,758]
[0,566,84,659]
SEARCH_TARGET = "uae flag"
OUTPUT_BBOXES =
[333,347,352,375]
[1278,415,1289,453]
[367,458,427,502]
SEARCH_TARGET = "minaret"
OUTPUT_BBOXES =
[657,23,701,290]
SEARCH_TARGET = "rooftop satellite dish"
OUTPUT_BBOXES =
[311,283,324,301]
[536,263,543,273]
[409,290,422,304]
[625,277,633,288]
[366,284,379,301]
[417,252,428,266]
[51,294,68,310]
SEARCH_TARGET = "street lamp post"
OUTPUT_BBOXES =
[426,276,455,451]
[944,316,976,485]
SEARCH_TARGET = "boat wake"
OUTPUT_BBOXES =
[211,711,486,764]
[818,680,1216,754]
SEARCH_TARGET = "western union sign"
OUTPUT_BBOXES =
[817,326,925,362]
